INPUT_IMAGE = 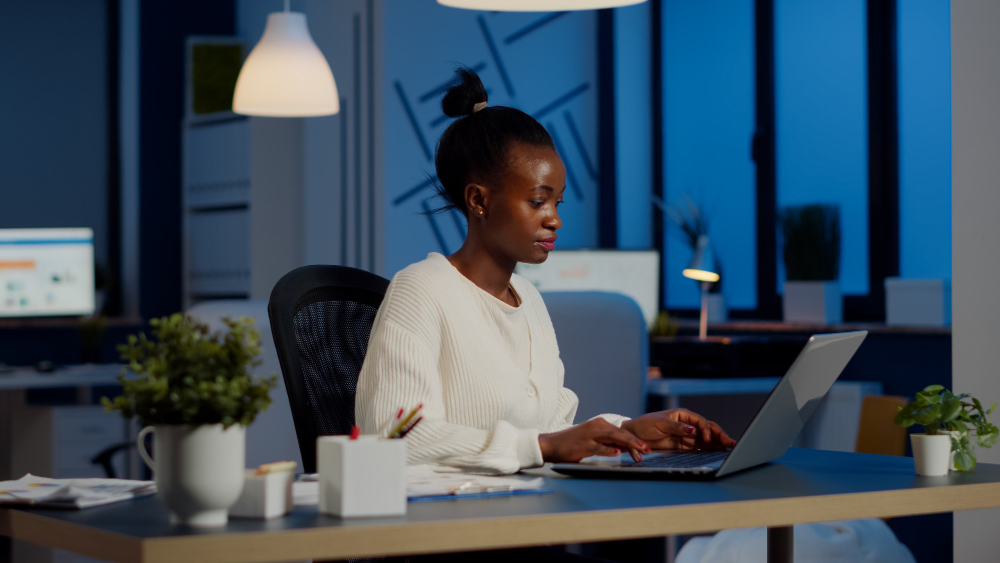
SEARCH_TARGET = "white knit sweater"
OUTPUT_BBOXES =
[355,253,627,474]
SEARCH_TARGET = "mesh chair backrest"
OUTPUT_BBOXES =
[269,267,389,472]
[292,299,378,437]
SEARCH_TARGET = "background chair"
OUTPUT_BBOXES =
[268,265,389,473]
[854,395,909,457]
[541,291,649,421]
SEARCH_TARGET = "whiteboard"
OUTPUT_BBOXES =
[515,250,660,327]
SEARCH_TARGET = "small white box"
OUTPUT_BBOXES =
[783,281,842,325]
[885,278,951,326]
[229,469,294,519]
[317,436,407,518]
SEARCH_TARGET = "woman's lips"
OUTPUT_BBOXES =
[536,238,556,251]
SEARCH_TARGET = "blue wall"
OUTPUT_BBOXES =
[382,1,601,276]
[0,0,108,264]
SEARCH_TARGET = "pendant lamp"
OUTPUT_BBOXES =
[233,4,339,117]
[438,0,646,10]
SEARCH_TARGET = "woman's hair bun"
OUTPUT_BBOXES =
[441,66,488,118]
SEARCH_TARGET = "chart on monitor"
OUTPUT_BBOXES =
[0,228,96,318]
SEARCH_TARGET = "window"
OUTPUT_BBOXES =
[662,0,756,310]
[897,0,951,280]
[774,0,869,295]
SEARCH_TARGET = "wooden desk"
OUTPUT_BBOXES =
[3,448,1000,563]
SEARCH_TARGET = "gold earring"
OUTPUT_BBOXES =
[478,209,485,216]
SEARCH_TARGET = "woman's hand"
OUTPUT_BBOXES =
[539,418,651,463]
[621,409,736,451]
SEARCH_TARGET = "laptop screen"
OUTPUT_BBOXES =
[0,228,96,318]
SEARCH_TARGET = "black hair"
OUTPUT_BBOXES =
[432,66,554,216]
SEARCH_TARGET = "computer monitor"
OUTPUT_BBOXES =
[0,228,96,318]
[515,249,660,328]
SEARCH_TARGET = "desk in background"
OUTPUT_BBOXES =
[3,449,999,563]
[656,321,951,397]
[0,364,129,482]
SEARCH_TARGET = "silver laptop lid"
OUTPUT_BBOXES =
[715,330,868,477]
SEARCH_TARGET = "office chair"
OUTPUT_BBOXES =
[542,291,649,421]
[268,265,390,474]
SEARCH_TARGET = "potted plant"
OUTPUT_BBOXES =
[103,314,275,527]
[667,195,726,321]
[780,204,841,324]
[894,385,998,475]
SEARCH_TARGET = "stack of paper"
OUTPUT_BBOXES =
[0,474,157,509]
[292,465,550,506]
[404,465,546,499]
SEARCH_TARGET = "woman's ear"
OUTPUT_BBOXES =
[464,183,490,218]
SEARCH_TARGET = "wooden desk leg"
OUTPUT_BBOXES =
[767,526,793,563]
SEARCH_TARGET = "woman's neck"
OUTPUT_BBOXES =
[447,241,517,303]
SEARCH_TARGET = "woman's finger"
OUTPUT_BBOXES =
[700,420,734,446]
[708,421,733,446]
[654,415,696,437]
[602,428,650,454]
[593,445,621,457]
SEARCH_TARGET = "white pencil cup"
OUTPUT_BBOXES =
[317,435,407,518]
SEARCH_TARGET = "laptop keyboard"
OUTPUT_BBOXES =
[624,450,730,469]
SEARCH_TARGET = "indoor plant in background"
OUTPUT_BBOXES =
[894,385,998,476]
[667,194,726,321]
[780,204,841,324]
[103,314,275,527]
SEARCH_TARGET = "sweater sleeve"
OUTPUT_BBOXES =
[355,317,544,475]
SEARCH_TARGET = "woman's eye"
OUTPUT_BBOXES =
[556,200,564,206]
[530,200,545,208]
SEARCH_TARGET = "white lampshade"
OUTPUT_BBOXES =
[233,12,339,117]
[682,235,720,283]
[438,0,646,11]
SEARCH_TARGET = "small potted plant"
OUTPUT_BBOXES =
[780,204,841,325]
[894,385,998,475]
[103,314,275,526]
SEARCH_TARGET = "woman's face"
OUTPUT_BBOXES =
[482,143,566,265]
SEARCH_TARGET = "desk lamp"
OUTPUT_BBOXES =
[682,235,720,341]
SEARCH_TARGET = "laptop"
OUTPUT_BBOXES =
[550,330,868,479]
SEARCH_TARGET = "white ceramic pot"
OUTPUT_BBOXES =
[910,433,952,476]
[138,424,246,527]
[783,281,842,325]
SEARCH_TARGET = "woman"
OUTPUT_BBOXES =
[356,67,734,476]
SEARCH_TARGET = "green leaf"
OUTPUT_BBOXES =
[105,315,272,427]
[941,398,963,423]
[924,384,945,393]
[954,448,976,472]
